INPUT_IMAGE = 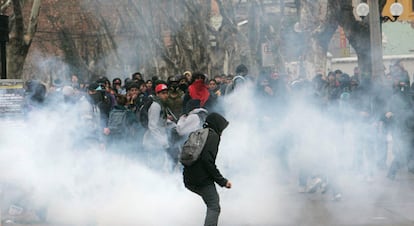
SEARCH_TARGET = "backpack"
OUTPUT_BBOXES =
[138,96,154,129]
[179,128,210,166]
[108,108,129,135]
[226,75,246,94]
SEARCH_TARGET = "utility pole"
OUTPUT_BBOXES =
[0,42,6,79]
[368,0,384,81]
[0,15,9,79]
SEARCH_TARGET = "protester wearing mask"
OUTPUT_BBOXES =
[183,72,212,112]
[166,75,184,120]
[183,112,232,226]
[89,82,113,126]
[72,82,112,149]
[178,75,189,93]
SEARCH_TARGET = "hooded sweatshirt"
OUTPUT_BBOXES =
[183,112,229,187]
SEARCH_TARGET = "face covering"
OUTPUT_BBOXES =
[169,84,180,93]
[179,84,188,92]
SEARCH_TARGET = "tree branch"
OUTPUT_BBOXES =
[25,0,41,45]
[215,0,238,33]
[0,0,12,13]
[11,0,24,40]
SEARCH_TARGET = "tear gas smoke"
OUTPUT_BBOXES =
[3,1,403,224]
[0,76,394,225]
[27,51,71,81]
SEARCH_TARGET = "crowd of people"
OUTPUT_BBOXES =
[16,60,414,225]
[22,61,414,195]
[22,65,254,164]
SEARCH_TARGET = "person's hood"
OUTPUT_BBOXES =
[189,107,208,115]
[204,112,229,135]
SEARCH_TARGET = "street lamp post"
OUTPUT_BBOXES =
[0,15,9,79]
[356,0,404,81]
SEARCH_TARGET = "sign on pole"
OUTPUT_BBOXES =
[0,79,25,118]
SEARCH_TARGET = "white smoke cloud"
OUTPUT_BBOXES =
[213,81,389,225]
[11,46,409,226]
[26,50,71,82]
[0,74,396,225]
[3,0,400,223]
[0,106,205,225]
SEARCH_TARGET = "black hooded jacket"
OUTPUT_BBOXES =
[183,113,229,187]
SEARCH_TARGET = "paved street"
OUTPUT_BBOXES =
[245,169,414,226]
[2,168,414,226]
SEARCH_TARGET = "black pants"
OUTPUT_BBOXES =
[186,184,221,226]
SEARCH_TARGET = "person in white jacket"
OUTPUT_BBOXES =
[168,99,208,170]
[176,99,208,138]
[143,83,176,169]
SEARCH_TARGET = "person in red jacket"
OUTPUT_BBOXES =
[183,112,232,226]
[185,72,211,108]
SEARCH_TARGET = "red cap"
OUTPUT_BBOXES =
[155,84,168,93]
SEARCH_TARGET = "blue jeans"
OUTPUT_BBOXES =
[186,184,220,226]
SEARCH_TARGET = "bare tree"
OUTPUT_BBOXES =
[6,0,41,79]
[0,0,12,13]
[296,0,337,79]
[332,0,387,77]
[114,0,240,78]
[296,0,387,79]
[3,0,292,80]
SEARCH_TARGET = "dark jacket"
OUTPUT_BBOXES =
[183,113,229,187]
[108,105,139,138]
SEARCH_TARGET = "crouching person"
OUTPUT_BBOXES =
[183,112,232,226]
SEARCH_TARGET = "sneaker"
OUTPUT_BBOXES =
[306,177,322,193]
[332,193,342,201]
